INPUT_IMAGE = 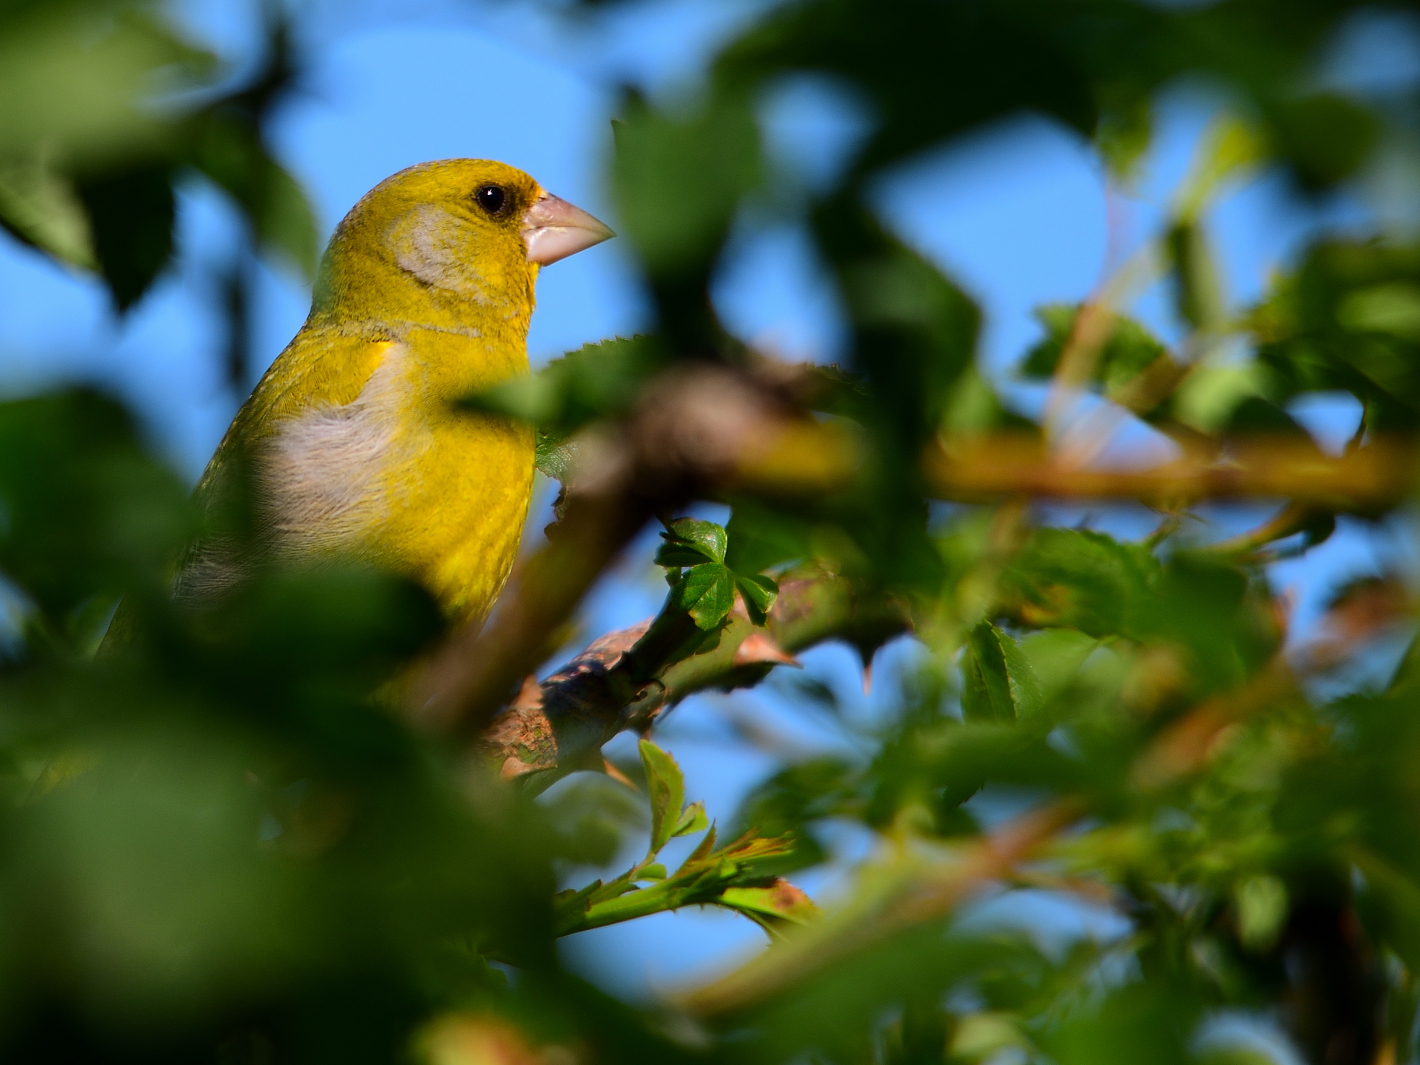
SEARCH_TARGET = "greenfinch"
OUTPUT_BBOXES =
[180,159,613,625]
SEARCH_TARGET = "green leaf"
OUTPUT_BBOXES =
[612,91,762,275]
[1017,628,1098,707]
[961,622,1042,723]
[999,527,1159,639]
[1165,219,1224,331]
[1021,304,1167,392]
[637,863,667,881]
[672,562,736,630]
[639,740,686,857]
[657,518,727,566]
[0,153,95,268]
[734,573,779,626]
[672,801,709,838]
[76,163,175,311]
[719,880,819,937]
[465,336,659,433]
[534,429,577,484]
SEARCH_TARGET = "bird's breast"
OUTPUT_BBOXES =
[258,338,536,622]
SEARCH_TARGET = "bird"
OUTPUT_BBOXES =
[175,159,614,627]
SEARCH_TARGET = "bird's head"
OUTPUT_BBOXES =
[312,159,614,330]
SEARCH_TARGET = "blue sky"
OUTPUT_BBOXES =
[1,0,1415,1002]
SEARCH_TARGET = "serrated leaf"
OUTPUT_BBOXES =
[659,518,727,564]
[673,562,736,630]
[639,739,686,857]
[735,573,779,626]
[672,801,709,838]
[961,621,1042,723]
[465,335,660,432]
[535,429,577,484]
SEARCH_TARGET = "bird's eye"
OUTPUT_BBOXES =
[475,184,508,215]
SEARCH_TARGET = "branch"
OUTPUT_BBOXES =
[405,363,864,738]
[681,800,1083,1019]
[924,433,1415,509]
[480,569,906,785]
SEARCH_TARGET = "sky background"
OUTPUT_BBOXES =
[1,0,1417,1007]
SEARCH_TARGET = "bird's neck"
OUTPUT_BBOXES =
[307,240,535,399]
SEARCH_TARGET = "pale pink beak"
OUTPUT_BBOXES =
[521,193,615,266]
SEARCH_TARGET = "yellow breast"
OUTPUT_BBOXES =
[238,328,534,626]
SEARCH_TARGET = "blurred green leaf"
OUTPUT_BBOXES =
[1000,527,1159,639]
[77,163,175,311]
[638,739,686,857]
[961,621,1042,723]
[0,153,95,267]
[611,92,761,275]
[1021,303,1168,392]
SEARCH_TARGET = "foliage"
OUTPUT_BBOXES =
[3,0,1420,1063]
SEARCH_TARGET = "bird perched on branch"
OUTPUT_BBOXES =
[179,159,614,625]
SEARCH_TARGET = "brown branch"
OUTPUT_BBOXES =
[405,364,849,737]
[479,570,907,785]
[924,433,1416,509]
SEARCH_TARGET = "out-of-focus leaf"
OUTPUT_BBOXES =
[77,163,176,311]
[1017,627,1098,706]
[961,621,1042,723]
[1000,527,1159,639]
[826,214,980,452]
[0,5,213,163]
[1166,219,1225,331]
[1175,115,1265,223]
[1252,238,1420,430]
[189,112,318,280]
[467,336,659,433]
[1172,354,1271,433]
[638,740,686,857]
[612,92,761,276]
[0,153,95,267]
[1235,874,1288,951]
[1020,304,1168,391]
[0,389,195,617]
[724,502,813,575]
[1046,982,1200,1065]
[1266,91,1379,191]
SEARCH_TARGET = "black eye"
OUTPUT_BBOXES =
[475,184,507,215]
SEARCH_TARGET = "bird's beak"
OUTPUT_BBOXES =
[521,193,615,266]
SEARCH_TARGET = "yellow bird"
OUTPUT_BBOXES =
[179,159,613,626]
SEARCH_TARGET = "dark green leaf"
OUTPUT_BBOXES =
[672,562,737,630]
[656,518,728,567]
[734,573,779,626]
[961,621,1042,723]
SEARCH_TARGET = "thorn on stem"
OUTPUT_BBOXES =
[733,632,801,669]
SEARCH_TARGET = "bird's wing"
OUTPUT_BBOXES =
[178,329,398,600]
[197,328,394,502]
